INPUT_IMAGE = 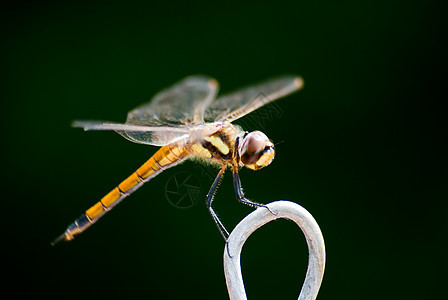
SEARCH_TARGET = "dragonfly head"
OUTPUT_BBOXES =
[239,131,275,171]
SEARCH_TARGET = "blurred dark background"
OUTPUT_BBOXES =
[1,1,446,299]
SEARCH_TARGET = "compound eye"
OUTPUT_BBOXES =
[240,131,271,166]
[246,133,265,154]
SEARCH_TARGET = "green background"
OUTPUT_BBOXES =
[1,1,446,299]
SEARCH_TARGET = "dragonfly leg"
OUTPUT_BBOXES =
[232,165,278,215]
[206,165,229,241]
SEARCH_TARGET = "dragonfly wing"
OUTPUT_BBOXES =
[72,120,191,146]
[127,75,219,127]
[204,76,303,123]
[74,76,218,146]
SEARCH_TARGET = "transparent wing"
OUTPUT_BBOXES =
[72,121,191,146]
[204,76,304,123]
[127,75,219,126]
[73,76,219,146]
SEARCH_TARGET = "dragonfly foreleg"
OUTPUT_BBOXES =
[206,165,229,241]
[232,165,277,215]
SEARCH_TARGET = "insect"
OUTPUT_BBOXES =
[52,75,304,245]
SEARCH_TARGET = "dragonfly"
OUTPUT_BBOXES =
[52,75,304,245]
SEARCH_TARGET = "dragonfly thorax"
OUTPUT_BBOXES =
[238,131,275,171]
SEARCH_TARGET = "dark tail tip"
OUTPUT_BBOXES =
[51,233,68,246]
